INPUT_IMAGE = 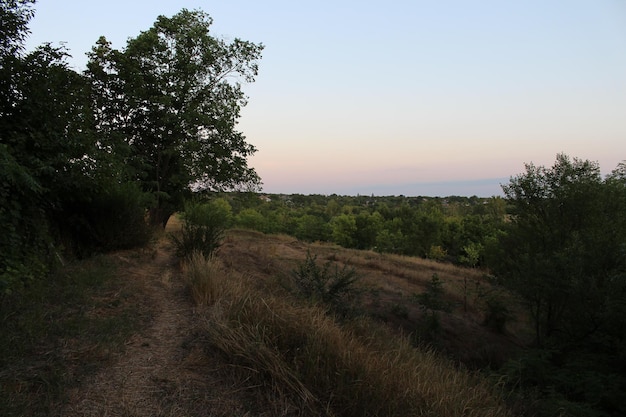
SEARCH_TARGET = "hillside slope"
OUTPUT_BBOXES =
[20,222,525,416]
[219,229,527,369]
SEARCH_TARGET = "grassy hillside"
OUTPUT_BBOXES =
[185,227,528,416]
[1,221,528,416]
[220,228,529,367]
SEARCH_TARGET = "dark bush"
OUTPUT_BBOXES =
[55,182,153,257]
[291,251,361,316]
[0,145,51,295]
[170,200,229,260]
[482,294,512,333]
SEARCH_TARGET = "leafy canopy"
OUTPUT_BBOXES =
[86,9,264,226]
[495,153,626,417]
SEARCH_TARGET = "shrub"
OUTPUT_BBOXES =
[89,182,153,251]
[0,145,51,295]
[389,302,409,319]
[414,273,452,314]
[482,294,513,333]
[170,200,227,260]
[428,245,448,261]
[474,283,514,334]
[55,182,153,257]
[291,251,360,316]
[414,274,452,340]
[460,242,483,267]
[235,208,267,231]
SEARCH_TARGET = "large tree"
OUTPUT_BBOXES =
[86,9,264,227]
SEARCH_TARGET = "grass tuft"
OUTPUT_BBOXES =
[181,251,226,306]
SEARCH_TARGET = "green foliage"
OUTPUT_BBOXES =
[459,241,482,267]
[0,145,50,294]
[170,200,228,260]
[415,274,452,314]
[411,204,446,257]
[330,214,357,247]
[235,207,267,231]
[225,193,507,265]
[57,182,153,256]
[481,293,512,333]
[414,274,452,339]
[86,9,264,226]
[375,227,403,253]
[1,3,92,292]
[209,197,234,227]
[294,214,330,242]
[492,154,626,416]
[0,0,35,114]
[496,154,624,346]
[0,3,266,298]
[0,1,35,55]
[291,251,361,316]
[427,245,448,261]
[389,302,409,319]
[353,211,383,249]
[501,348,626,417]
[1,0,135,288]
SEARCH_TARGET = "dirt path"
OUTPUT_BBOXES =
[59,228,235,417]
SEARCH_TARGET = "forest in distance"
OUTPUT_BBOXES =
[2,2,626,416]
[223,191,506,265]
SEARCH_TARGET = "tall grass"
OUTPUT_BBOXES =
[181,251,227,306]
[198,259,513,417]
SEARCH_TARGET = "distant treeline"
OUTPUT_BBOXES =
[221,192,506,267]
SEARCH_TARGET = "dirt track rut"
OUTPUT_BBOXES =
[59,234,224,416]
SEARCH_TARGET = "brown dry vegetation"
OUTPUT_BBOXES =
[219,229,530,369]
[2,219,530,416]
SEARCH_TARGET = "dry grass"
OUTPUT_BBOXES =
[219,229,530,364]
[3,225,524,416]
[195,231,517,417]
[201,272,513,416]
[181,251,227,306]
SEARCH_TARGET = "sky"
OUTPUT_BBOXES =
[24,1,626,197]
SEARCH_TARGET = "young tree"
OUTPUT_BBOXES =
[86,9,264,227]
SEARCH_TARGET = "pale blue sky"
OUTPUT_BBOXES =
[25,1,626,196]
